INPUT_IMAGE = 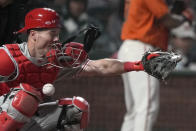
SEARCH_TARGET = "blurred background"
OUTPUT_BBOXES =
[1,0,196,131]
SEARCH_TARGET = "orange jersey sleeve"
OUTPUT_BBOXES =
[144,0,169,18]
[121,0,169,50]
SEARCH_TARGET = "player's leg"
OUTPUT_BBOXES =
[0,83,41,131]
[144,75,160,131]
[118,40,160,131]
[21,96,89,131]
[120,73,135,131]
[118,40,135,131]
[20,104,62,131]
[130,41,159,131]
[129,68,159,131]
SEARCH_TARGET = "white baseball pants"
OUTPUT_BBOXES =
[118,40,160,131]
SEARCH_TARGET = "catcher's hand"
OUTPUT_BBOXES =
[141,50,182,80]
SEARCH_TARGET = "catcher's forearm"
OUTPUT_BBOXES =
[80,59,144,77]
[98,60,144,75]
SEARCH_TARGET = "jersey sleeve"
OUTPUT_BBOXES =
[145,0,169,19]
[0,48,16,80]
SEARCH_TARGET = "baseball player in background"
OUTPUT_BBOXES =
[117,0,193,131]
[0,8,148,131]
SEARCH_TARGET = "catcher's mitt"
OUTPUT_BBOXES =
[142,50,182,80]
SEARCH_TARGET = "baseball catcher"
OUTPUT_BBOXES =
[0,7,182,131]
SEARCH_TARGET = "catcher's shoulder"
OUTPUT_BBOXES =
[0,48,16,76]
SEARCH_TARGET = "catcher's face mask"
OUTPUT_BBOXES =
[46,42,88,68]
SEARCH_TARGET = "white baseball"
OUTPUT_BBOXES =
[42,83,55,96]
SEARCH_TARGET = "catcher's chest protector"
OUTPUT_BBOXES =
[1,44,59,91]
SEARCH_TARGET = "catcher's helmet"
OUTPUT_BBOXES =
[17,8,61,33]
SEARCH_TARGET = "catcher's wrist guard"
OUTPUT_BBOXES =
[124,61,144,72]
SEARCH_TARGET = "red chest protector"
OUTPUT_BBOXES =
[0,44,60,94]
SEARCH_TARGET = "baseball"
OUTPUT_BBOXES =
[42,83,55,96]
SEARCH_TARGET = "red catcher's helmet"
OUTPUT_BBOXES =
[17,8,61,33]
